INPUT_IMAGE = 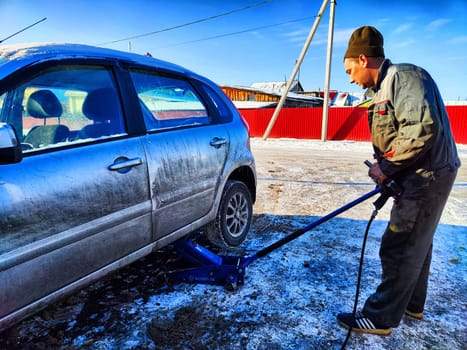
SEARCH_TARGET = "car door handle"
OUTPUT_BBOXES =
[210,137,227,148]
[108,157,143,172]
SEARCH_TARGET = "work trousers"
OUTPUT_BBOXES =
[363,165,458,328]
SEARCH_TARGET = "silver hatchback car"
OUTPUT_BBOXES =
[0,43,256,331]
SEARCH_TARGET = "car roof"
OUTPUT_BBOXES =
[0,43,198,81]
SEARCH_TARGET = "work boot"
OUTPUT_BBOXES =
[405,309,423,320]
[337,311,392,336]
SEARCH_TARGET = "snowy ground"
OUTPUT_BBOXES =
[1,138,466,349]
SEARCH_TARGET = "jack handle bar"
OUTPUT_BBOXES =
[250,186,383,261]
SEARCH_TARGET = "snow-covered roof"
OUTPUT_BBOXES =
[444,100,467,105]
[230,100,278,109]
[0,43,193,81]
[251,81,303,93]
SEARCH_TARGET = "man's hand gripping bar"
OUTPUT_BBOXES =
[364,160,403,210]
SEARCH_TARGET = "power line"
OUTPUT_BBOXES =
[161,16,315,48]
[0,17,47,44]
[98,0,273,46]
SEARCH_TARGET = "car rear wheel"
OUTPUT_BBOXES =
[206,180,253,247]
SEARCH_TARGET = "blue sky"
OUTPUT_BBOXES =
[1,0,466,100]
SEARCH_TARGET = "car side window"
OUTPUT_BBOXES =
[129,70,209,131]
[0,65,125,152]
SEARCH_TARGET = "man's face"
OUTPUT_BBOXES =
[344,57,373,89]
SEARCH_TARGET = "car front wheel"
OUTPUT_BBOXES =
[206,180,253,247]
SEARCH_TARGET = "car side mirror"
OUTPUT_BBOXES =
[0,123,23,164]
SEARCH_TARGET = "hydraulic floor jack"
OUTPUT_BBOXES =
[167,170,401,289]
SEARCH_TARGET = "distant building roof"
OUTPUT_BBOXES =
[220,84,323,108]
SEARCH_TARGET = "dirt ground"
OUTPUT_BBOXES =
[252,138,466,221]
[0,138,465,349]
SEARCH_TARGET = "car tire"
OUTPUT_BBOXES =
[206,180,253,248]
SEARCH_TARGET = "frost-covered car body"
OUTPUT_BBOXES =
[0,43,256,331]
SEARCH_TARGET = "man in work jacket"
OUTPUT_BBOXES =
[337,25,461,335]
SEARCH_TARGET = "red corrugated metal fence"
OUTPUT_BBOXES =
[240,106,467,144]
